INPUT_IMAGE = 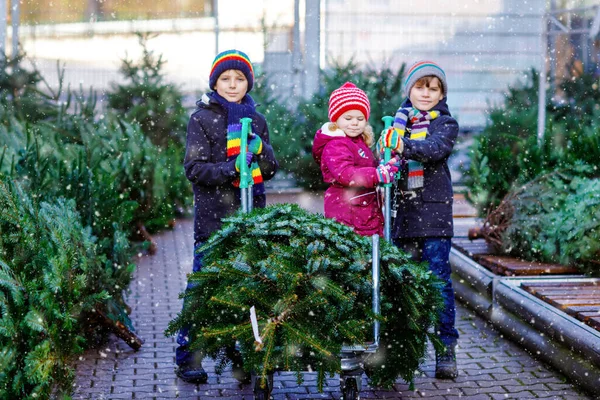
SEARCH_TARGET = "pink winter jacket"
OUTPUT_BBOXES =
[312,123,383,236]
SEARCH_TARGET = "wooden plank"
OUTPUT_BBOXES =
[574,313,600,331]
[523,287,600,294]
[478,255,579,276]
[528,292,600,298]
[544,298,600,307]
[579,311,600,319]
[587,317,600,330]
[522,281,600,288]
[521,282,600,333]
[451,238,497,258]
[542,296,600,303]
[563,305,600,313]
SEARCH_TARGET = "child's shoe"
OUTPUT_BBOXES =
[435,345,458,379]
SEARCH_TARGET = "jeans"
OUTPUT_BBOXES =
[175,242,206,367]
[393,237,459,348]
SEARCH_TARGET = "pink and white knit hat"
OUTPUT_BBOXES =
[328,82,371,122]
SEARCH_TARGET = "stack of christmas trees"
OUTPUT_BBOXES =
[167,204,443,389]
[475,165,600,276]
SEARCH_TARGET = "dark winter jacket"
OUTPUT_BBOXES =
[184,93,278,244]
[312,123,383,236]
[392,97,458,239]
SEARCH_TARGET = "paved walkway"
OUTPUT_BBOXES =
[73,203,591,399]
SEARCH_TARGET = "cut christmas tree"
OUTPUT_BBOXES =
[472,165,600,276]
[166,204,444,390]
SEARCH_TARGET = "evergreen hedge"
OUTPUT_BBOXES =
[465,69,600,214]
[0,39,191,397]
[0,180,122,398]
[464,68,600,275]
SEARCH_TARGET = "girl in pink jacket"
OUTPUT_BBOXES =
[312,82,397,236]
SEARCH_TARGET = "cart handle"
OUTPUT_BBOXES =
[381,115,395,166]
[240,117,254,213]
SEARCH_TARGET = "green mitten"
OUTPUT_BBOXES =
[248,134,263,155]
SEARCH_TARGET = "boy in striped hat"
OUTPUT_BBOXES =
[377,60,460,379]
[175,49,279,384]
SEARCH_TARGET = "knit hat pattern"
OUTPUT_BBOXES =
[328,82,371,122]
[209,49,255,92]
[404,60,447,98]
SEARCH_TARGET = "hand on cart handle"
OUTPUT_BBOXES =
[235,152,253,172]
[376,127,404,155]
[375,159,399,185]
[247,133,263,155]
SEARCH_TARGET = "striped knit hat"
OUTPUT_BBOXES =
[209,49,254,92]
[328,82,371,122]
[404,60,447,98]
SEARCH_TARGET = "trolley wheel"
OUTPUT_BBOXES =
[252,373,273,400]
[342,377,359,400]
[253,388,270,400]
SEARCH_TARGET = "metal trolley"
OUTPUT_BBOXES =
[238,117,395,400]
[338,115,395,400]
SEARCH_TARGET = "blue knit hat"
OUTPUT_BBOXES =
[404,60,447,97]
[209,49,254,92]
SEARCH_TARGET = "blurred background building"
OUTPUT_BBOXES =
[2,0,600,129]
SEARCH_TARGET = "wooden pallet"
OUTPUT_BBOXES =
[452,238,579,276]
[477,255,579,276]
[521,281,600,332]
[452,237,496,258]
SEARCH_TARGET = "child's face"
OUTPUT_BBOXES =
[409,77,444,111]
[335,110,367,138]
[214,69,248,103]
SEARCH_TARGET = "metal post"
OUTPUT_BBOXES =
[304,0,320,99]
[292,0,303,104]
[371,234,380,346]
[86,0,100,20]
[214,0,219,56]
[240,117,253,213]
[323,0,328,69]
[548,0,557,95]
[10,0,18,57]
[0,0,6,60]
[381,116,395,243]
[537,8,548,147]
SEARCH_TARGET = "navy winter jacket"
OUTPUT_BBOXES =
[183,93,279,244]
[392,97,458,239]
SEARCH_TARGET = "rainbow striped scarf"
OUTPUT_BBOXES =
[393,107,439,189]
[226,125,263,188]
[210,92,264,191]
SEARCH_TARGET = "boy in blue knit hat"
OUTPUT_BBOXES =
[175,49,279,384]
[378,60,460,379]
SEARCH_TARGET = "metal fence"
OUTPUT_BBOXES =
[8,0,600,130]
[322,1,546,129]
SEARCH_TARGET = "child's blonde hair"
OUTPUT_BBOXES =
[362,125,374,147]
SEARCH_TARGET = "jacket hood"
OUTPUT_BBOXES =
[312,122,346,165]
[401,97,451,117]
[196,92,223,112]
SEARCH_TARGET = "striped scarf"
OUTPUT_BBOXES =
[226,125,264,188]
[210,92,264,191]
[393,107,439,189]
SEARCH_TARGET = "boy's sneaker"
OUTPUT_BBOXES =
[435,346,458,379]
[175,365,208,384]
